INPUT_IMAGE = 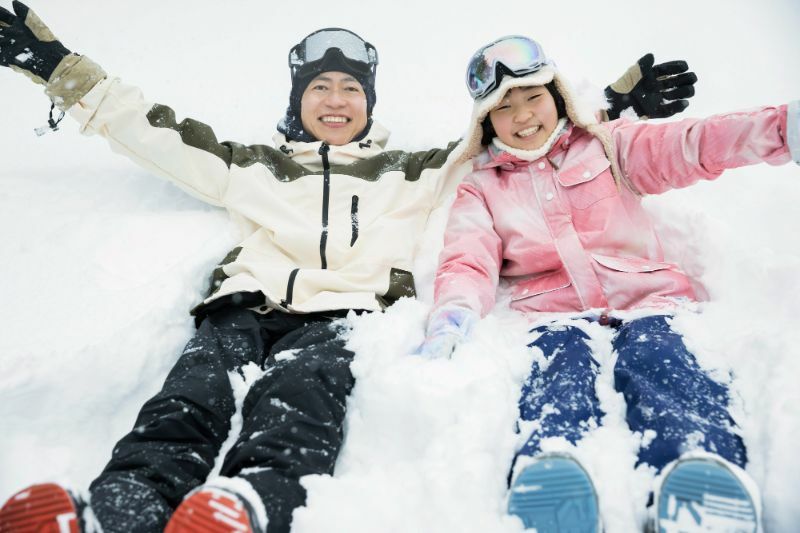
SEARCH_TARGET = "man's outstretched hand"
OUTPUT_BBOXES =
[605,53,698,120]
[0,1,71,84]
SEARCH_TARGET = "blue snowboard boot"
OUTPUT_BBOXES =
[507,453,601,532]
[654,454,760,532]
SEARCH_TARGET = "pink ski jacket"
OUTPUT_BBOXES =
[433,106,791,318]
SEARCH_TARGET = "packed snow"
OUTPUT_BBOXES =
[1,0,799,531]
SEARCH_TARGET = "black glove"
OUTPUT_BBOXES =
[0,1,71,84]
[605,53,697,120]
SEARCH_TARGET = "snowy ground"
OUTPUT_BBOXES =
[1,0,799,531]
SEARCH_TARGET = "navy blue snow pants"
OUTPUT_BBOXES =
[517,315,747,471]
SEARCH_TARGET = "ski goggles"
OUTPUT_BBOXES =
[289,28,378,73]
[466,36,551,100]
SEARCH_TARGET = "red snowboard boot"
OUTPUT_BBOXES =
[165,486,261,533]
[0,483,83,532]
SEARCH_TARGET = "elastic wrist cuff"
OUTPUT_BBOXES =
[787,100,800,164]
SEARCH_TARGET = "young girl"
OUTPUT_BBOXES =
[419,36,798,532]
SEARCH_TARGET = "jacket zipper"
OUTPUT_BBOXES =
[283,268,300,306]
[350,195,359,246]
[319,143,331,269]
[283,143,331,307]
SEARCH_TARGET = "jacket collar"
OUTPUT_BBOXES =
[272,121,390,170]
[475,121,574,171]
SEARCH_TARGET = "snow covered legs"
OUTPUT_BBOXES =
[218,316,356,533]
[612,316,747,471]
[519,324,604,455]
[88,307,266,531]
[87,306,355,533]
[511,315,752,531]
[519,316,746,468]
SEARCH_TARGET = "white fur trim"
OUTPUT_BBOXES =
[491,117,568,161]
[477,65,557,112]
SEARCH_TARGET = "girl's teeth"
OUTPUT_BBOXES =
[517,126,540,138]
[322,116,348,123]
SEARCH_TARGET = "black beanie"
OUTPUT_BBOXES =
[278,47,377,143]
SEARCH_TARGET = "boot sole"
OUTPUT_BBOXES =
[0,483,80,533]
[655,457,758,532]
[508,455,600,533]
[165,487,254,533]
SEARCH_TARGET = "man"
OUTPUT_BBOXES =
[0,2,697,532]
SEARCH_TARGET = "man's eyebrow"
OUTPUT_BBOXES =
[313,75,358,83]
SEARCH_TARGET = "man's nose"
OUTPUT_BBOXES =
[324,89,347,106]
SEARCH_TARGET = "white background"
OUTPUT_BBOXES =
[1,1,799,531]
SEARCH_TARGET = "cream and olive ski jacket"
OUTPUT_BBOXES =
[46,57,467,317]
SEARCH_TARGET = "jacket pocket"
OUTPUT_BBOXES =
[350,195,359,246]
[510,269,572,301]
[591,253,671,273]
[556,155,615,209]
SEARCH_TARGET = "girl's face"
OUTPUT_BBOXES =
[488,85,559,151]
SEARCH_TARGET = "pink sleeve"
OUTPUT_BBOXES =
[611,105,791,194]
[433,176,503,317]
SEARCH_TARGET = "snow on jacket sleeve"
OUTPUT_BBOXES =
[50,66,233,207]
[433,174,503,317]
[611,104,792,195]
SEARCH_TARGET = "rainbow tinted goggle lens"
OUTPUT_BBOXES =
[289,28,378,73]
[466,36,551,100]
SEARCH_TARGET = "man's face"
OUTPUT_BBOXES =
[300,71,368,146]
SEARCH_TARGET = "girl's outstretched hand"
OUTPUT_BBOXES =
[604,53,698,120]
[415,305,478,360]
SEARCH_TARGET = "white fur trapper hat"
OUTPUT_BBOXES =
[455,63,628,189]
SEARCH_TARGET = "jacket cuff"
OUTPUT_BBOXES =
[788,100,800,164]
[45,55,107,111]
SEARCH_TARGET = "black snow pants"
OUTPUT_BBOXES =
[88,306,357,533]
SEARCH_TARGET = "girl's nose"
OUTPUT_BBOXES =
[513,108,534,123]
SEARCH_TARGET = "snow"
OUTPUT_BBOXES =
[1,0,799,531]
[13,49,32,64]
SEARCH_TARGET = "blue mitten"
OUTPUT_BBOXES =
[416,305,478,360]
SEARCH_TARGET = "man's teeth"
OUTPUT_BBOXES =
[517,125,541,138]
[321,116,349,123]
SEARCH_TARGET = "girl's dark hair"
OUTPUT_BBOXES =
[480,81,567,146]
